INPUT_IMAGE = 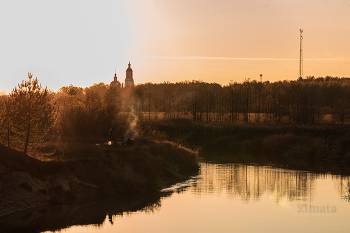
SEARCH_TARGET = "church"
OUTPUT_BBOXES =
[110,61,134,88]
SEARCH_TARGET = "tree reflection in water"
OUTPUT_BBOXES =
[1,162,350,233]
[0,192,167,233]
[193,163,318,203]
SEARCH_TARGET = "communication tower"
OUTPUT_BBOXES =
[299,29,303,79]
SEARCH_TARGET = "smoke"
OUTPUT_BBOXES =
[124,106,138,140]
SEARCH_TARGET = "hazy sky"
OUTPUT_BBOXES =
[1,0,349,93]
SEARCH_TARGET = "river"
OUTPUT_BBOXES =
[1,162,350,232]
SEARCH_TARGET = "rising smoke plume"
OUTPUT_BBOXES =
[124,106,138,140]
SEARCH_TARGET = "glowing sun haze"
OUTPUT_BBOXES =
[1,0,349,93]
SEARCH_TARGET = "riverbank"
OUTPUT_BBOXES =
[0,140,199,217]
[150,119,350,174]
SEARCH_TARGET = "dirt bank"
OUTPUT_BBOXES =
[0,140,199,217]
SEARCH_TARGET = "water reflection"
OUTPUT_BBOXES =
[1,162,350,233]
[0,193,166,233]
[192,163,318,203]
[336,176,350,202]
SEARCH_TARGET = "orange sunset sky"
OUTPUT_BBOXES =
[1,0,350,93]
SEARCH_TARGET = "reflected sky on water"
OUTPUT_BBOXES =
[1,162,350,233]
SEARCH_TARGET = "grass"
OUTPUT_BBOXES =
[0,122,200,195]
[22,135,200,192]
[147,118,350,168]
[0,124,201,216]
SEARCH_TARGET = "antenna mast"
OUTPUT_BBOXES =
[299,29,303,79]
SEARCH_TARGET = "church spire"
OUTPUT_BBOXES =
[114,69,117,82]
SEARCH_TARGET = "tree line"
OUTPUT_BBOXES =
[0,74,130,153]
[135,76,350,125]
[0,73,349,154]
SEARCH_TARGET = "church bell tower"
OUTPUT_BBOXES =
[125,61,134,87]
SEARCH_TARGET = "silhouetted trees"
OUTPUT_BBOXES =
[6,73,55,154]
[2,74,350,153]
[132,76,350,125]
[0,96,13,148]
[54,83,123,142]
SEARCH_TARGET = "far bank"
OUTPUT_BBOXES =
[149,119,350,174]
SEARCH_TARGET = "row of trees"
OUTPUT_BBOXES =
[134,77,350,124]
[0,74,131,153]
[1,73,350,154]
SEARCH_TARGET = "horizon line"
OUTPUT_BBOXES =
[130,56,347,61]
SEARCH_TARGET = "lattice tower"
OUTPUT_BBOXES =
[299,29,303,79]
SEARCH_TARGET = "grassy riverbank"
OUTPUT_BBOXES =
[150,119,350,173]
[0,139,199,216]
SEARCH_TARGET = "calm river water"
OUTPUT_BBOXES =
[1,162,350,232]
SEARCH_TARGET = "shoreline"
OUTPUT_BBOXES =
[0,140,199,218]
[150,119,350,172]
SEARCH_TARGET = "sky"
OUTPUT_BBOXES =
[1,0,350,94]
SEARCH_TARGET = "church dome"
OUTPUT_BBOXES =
[110,70,121,87]
[110,80,121,87]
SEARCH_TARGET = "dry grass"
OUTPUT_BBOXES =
[147,118,350,164]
